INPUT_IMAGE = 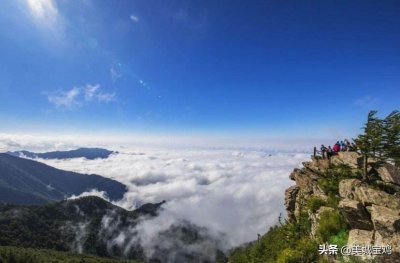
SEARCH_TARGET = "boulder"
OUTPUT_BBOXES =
[285,185,299,221]
[338,199,373,230]
[347,229,375,261]
[339,179,364,199]
[289,169,317,194]
[375,180,400,195]
[347,229,374,246]
[304,157,330,173]
[355,185,400,210]
[370,205,400,235]
[376,163,400,186]
[374,230,400,260]
[289,168,301,181]
[331,152,362,169]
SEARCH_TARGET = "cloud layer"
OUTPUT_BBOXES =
[34,146,308,248]
[0,134,311,253]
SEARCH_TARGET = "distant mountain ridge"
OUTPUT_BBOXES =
[0,153,126,205]
[7,147,115,160]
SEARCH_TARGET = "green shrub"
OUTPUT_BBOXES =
[318,178,339,196]
[276,238,319,263]
[228,211,313,263]
[276,248,303,263]
[317,210,347,242]
[0,246,141,263]
[326,193,340,208]
[307,197,326,213]
[329,229,348,249]
[228,246,251,263]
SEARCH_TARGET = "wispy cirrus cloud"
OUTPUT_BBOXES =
[47,84,115,109]
[48,87,81,109]
[129,14,139,23]
[110,65,122,83]
[84,84,115,103]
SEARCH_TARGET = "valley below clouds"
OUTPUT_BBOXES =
[34,146,308,249]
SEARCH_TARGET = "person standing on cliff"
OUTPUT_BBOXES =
[333,142,340,153]
[340,141,346,151]
[327,146,333,159]
[320,144,327,158]
[344,139,351,151]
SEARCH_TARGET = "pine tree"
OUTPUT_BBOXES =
[354,111,385,181]
[383,111,400,166]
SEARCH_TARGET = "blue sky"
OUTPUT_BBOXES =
[0,0,399,139]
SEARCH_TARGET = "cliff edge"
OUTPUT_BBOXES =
[285,152,400,262]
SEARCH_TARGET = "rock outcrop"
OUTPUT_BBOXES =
[331,152,363,169]
[376,163,400,185]
[355,184,400,210]
[285,152,400,262]
[338,199,373,230]
[284,185,300,221]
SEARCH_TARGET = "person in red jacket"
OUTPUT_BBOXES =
[333,141,340,153]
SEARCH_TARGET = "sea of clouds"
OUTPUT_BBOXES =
[36,147,308,249]
[0,133,312,253]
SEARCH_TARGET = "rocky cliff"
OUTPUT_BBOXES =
[285,152,400,262]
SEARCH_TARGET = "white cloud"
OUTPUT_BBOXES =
[84,83,115,103]
[48,87,81,109]
[110,66,122,82]
[0,133,318,258]
[130,15,139,23]
[67,189,110,201]
[96,92,116,103]
[84,84,99,101]
[33,145,308,248]
[47,84,115,109]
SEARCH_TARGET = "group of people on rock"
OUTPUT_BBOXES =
[319,139,357,159]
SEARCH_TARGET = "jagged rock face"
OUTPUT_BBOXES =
[331,152,363,169]
[289,169,316,194]
[374,230,400,259]
[303,158,330,174]
[339,182,400,259]
[347,229,375,261]
[348,229,374,246]
[338,199,373,230]
[286,152,400,262]
[355,185,400,210]
[290,169,326,200]
[371,205,400,234]
[339,179,400,210]
[286,158,329,222]
[339,179,364,199]
[284,185,299,222]
[376,163,400,186]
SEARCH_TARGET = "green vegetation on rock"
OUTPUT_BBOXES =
[229,211,318,263]
[316,210,347,242]
[307,197,326,213]
[0,246,141,263]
